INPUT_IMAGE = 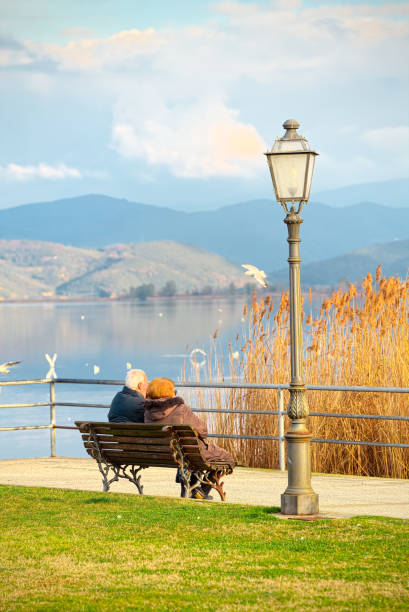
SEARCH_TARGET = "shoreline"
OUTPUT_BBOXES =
[0,290,331,306]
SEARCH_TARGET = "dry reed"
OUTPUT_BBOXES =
[188,267,409,478]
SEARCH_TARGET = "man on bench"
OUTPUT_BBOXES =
[108,369,148,423]
[142,377,234,500]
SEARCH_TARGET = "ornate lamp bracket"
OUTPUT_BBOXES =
[281,200,304,218]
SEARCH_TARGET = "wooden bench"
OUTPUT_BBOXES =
[75,421,235,501]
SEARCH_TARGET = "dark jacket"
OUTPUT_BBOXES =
[108,386,145,423]
[143,395,234,465]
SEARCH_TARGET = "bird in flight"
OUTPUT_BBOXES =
[45,353,57,379]
[241,264,268,288]
[0,361,22,375]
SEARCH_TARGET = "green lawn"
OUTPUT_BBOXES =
[0,485,408,611]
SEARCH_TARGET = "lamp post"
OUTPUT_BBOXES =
[265,119,319,515]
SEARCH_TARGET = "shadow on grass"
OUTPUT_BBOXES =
[82,497,117,504]
[262,506,280,515]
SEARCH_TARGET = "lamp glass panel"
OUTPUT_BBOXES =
[273,139,308,152]
[269,153,309,200]
[304,153,316,201]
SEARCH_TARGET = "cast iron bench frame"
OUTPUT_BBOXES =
[75,421,234,501]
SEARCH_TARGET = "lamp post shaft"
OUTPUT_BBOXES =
[287,212,304,388]
[281,205,319,515]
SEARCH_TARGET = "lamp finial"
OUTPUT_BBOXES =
[282,119,300,140]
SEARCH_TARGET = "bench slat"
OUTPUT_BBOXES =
[86,449,176,463]
[104,457,176,467]
[82,434,171,445]
[84,441,180,454]
[82,428,171,438]
[103,450,174,460]
[76,421,196,433]
[77,421,165,429]
[82,434,200,448]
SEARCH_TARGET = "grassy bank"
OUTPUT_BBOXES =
[1,485,408,611]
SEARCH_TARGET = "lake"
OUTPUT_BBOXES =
[0,297,250,459]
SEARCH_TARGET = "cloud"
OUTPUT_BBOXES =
[1,2,408,185]
[362,126,409,152]
[29,28,162,72]
[0,36,23,50]
[360,126,409,176]
[5,4,407,78]
[60,27,95,40]
[112,99,265,178]
[0,163,82,181]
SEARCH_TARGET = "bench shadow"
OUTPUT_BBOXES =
[82,497,117,504]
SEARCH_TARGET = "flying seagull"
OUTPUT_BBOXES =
[0,361,22,375]
[45,353,57,379]
[241,264,268,288]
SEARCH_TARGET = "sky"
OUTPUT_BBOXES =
[0,0,408,210]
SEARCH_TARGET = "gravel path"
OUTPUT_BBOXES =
[0,457,407,519]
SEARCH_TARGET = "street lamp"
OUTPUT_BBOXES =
[265,119,319,515]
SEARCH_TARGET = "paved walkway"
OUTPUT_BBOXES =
[0,457,407,519]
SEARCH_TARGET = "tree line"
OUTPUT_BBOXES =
[121,281,277,301]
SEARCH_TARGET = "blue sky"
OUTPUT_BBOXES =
[1,0,408,210]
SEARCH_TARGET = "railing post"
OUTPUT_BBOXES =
[50,380,56,457]
[278,388,285,471]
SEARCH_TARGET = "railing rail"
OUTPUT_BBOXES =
[1,378,408,470]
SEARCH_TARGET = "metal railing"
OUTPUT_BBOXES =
[0,378,408,471]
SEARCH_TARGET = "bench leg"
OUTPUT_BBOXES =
[209,471,226,502]
[119,465,145,495]
[171,439,194,498]
[195,470,227,501]
[179,468,193,498]
[95,460,119,492]
[94,461,145,494]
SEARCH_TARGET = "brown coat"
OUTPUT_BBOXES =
[143,396,234,465]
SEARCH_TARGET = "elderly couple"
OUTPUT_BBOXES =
[108,369,234,500]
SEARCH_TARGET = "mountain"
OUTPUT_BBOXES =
[0,240,246,300]
[0,194,408,269]
[313,178,409,208]
[270,239,409,287]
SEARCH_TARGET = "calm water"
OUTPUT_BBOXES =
[0,298,249,459]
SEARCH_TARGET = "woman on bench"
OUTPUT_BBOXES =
[143,377,234,500]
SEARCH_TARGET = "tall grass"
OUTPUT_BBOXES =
[189,267,409,478]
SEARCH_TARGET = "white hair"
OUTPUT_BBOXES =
[125,369,147,390]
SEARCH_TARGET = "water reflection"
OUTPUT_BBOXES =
[0,297,248,458]
[0,294,326,459]
[0,298,247,378]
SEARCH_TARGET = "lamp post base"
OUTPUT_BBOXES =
[281,492,319,515]
[280,424,319,515]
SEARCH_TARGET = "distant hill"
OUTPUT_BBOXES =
[313,178,409,208]
[0,194,408,269]
[0,241,100,299]
[270,239,409,287]
[0,240,246,300]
